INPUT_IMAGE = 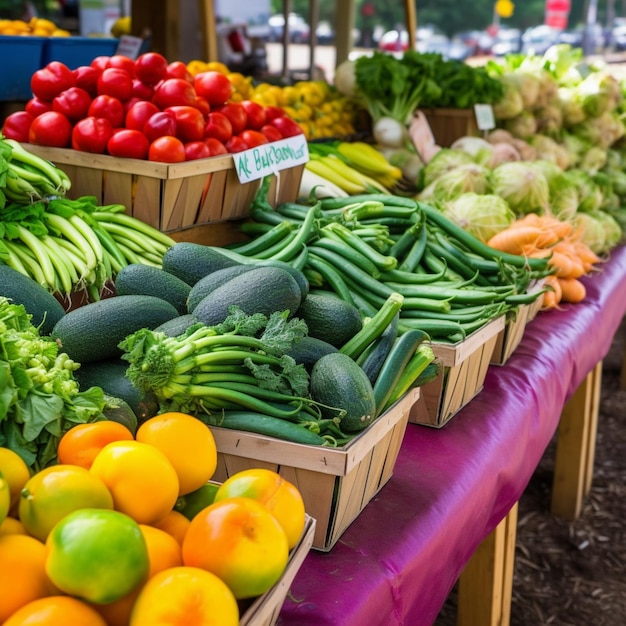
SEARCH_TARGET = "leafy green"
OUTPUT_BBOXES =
[0,297,106,470]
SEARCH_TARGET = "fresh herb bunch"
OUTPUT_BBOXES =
[0,297,106,470]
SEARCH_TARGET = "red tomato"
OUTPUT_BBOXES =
[148,136,186,162]
[194,96,211,117]
[131,78,154,101]
[225,135,250,153]
[73,65,100,97]
[239,129,269,148]
[143,110,178,142]
[263,105,285,121]
[107,129,150,159]
[134,52,168,86]
[152,78,197,109]
[216,102,247,135]
[268,116,303,138]
[88,94,125,127]
[30,61,76,102]
[165,61,193,82]
[52,86,92,121]
[90,56,111,72]
[25,97,53,117]
[240,100,267,130]
[204,111,232,143]
[193,71,232,106]
[165,105,205,142]
[205,137,228,156]
[97,67,134,101]
[106,54,136,76]
[260,124,283,143]
[125,100,159,131]
[184,140,211,161]
[71,116,114,153]
[2,111,34,142]
[28,111,72,147]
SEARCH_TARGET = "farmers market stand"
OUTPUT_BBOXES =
[274,245,626,626]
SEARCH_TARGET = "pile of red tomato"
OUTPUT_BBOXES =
[1,53,304,163]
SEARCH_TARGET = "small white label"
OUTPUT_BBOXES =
[115,35,144,60]
[233,135,309,184]
[474,104,496,131]
[410,111,438,163]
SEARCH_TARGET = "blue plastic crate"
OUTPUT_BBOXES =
[0,36,46,101]
[43,37,119,69]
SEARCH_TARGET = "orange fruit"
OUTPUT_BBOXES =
[135,412,217,495]
[139,524,183,578]
[0,447,31,514]
[57,421,134,470]
[130,566,239,626]
[0,516,27,536]
[3,596,107,626]
[214,468,306,549]
[0,470,10,524]
[182,497,289,599]
[152,509,191,545]
[45,508,150,605]
[0,533,57,622]
[89,440,179,525]
[18,465,114,542]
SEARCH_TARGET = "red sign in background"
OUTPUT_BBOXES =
[545,0,571,29]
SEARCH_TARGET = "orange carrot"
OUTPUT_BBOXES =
[541,275,562,309]
[558,277,587,303]
[548,250,575,278]
[487,226,546,255]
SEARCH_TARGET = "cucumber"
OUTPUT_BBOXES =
[359,311,400,384]
[254,259,310,300]
[153,314,198,337]
[186,265,257,313]
[310,352,377,433]
[212,411,326,445]
[296,291,363,348]
[101,394,139,435]
[0,264,66,335]
[114,264,192,315]
[51,295,179,364]
[285,335,339,373]
[161,242,242,285]
[192,266,302,326]
[73,358,160,423]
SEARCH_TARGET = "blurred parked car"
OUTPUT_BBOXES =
[267,13,310,44]
[491,28,522,56]
[521,25,561,55]
[612,24,626,50]
[315,20,334,44]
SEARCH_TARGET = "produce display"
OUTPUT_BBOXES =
[0,405,309,625]
[0,17,70,37]
[2,36,626,625]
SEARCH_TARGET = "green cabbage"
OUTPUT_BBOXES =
[489,162,550,216]
[440,192,515,242]
[579,146,608,174]
[565,169,604,213]
[504,111,537,140]
[571,212,607,254]
[557,87,586,127]
[493,74,524,120]
[425,163,491,202]
[420,148,474,188]
[593,210,623,250]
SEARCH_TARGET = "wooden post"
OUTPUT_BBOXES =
[197,0,218,61]
[551,361,602,520]
[457,502,518,626]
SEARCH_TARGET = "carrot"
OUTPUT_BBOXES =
[541,275,562,309]
[558,277,587,303]
[548,250,575,278]
[571,241,602,269]
[487,226,546,255]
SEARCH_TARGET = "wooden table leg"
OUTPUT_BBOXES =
[550,361,602,520]
[456,502,518,626]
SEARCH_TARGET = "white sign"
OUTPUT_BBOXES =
[232,135,309,184]
[474,104,496,131]
[115,35,144,60]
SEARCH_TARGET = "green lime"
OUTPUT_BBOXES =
[175,482,220,520]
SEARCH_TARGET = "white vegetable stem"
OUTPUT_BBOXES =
[372,116,409,149]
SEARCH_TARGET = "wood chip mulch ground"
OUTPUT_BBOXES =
[435,322,626,626]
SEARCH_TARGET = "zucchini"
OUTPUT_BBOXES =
[153,314,198,337]
[192,266,302,326]
[114,263,192,315]
[161,242,242,285]
[296,291,363,348]
[359,311,400,384]
[254,259,310,300]
[51,295,179,364]
[310,352,377,433]
[186,265,257,313]
[0,264,66,335]
[373,329,429,416]
[101,393,139,435]
[212,411,326,445]
[285,335,339,373]
[73,358,160,423]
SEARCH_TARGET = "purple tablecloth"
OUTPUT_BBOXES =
[277,245,626,626]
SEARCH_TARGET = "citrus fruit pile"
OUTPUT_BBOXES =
[0,411,307,625]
